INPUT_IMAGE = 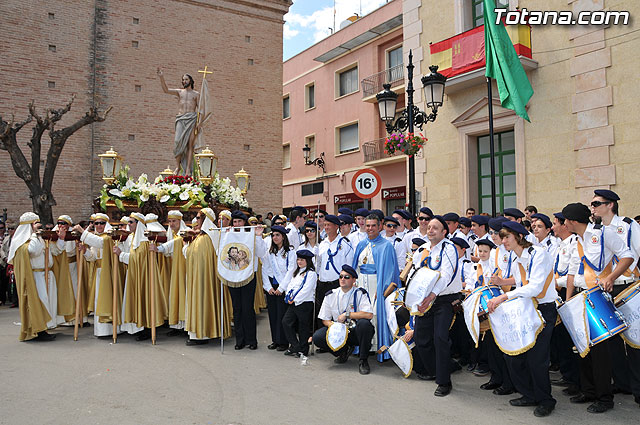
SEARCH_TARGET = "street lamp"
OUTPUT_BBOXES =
[98,147,123,184]
[195,146,218,185]
[234,167,250,194]
[302,144,326,173]
[376,50,446,217]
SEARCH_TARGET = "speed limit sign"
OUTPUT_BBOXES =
[351,168,382,199]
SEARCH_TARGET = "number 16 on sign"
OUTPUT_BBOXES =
[352,168,382,200]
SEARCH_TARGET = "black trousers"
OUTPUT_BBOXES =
[265,292,288,345]
[414,293,457,386]
[228,277,257,346]
[609,283,632,392]
[0,265,7,303]
[505,302,557,408]
[312,319,374,360]
[580,337,614,405]
[282,301,314,355]
[315,280,339,329]
[486,331,513,390]
[628,346,640,398]
[551,287,580,385]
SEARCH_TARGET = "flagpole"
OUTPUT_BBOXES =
[487,77,497,217]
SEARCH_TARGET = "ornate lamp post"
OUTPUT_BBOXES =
[195,146,218,185]
[98,147,124,184]
[376,50,446,217]
[302,144,326,173]
[160,166,173,180]
[234,167,250,195]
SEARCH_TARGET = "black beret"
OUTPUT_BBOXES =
[594,189,620,201]
[431,215,449,234]
[488,216,508,231]
[338,207,354,216]
[471,215,490,225]
[442,212,460,222]
[531,213,552,228]
[458,217,472,227]
[231,210,248,222]
[369,209,385,221]
[324,214,341,226]
[450,237,470,249]
[341,264,358,279]
[475,239,497,249]
[304,220,317,229]
[270,225,289,235]
[296,249,314,259]
[553,212,565,221]
[502,221,528,236]
[562,203,591,223]
[419,207,434,217]
[383,216,400,226]
[354,208,370,217]
[412,238,426,247]
[338,214,354,225]
[503,208,525,218]
[392,209,412,220]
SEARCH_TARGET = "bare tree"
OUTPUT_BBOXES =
[0,95,110,224]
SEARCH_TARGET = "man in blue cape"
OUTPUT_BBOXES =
[352,213,400,362]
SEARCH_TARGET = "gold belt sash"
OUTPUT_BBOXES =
[518,263,553,299]
[32,268,45,272]
[577,241,612,289]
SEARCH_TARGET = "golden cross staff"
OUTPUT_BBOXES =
[195,65,213,136]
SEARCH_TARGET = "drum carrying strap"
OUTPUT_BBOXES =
[577,241,612,289]
[476,263,485,288]
[492,249,512,292]
[518,263,554,299]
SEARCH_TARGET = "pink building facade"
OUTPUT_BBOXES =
[282,1,408,215]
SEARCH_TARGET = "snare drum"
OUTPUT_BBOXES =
[584,286,628,345]
[614,281,640,308]
[466,285,503,332]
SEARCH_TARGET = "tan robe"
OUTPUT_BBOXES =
[11,243,51,340]
[95,235,124,325]
[169,237,187,326]
[52,251,76,322]
[254,259,267,313]
[123,241,168,328]
[185,233,232,339]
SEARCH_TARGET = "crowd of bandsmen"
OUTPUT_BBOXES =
[6,189,640,417]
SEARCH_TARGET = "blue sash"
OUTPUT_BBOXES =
[285,271,309,304]
[360,264,377,275]
[578,230,605,275]
[325,237,344,275]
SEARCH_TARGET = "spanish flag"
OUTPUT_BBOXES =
[429,23,531,79]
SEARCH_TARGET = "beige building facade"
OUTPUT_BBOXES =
[404,0,640,217]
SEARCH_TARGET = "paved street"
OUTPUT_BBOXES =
[1,306,637,425]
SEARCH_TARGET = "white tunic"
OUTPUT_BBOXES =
[286,270,317,305]
[28,235,60,328]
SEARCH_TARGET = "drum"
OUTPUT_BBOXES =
[584,286,627,345]
[465,285,503,332]
[614,281,640,348]
[326,322,349,352]
[404,267,440,315]
[557,292,590,357]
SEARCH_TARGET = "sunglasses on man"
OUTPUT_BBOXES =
[339,274,354,280]
[590,200,611,208]
[94,221,107,225]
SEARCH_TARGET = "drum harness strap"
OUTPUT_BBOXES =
[518,248,554,300]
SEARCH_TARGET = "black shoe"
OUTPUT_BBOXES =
[185,338,208,346]
[248,344,258,350]
[315,347,328,353]
[493,386,515,396]
[548,363,560,372]
[267,342,278,350]
[551,377,572,387]
[335,345,354,364]
[82,322,92,327]
[276,344,288,352]
[135,331,151,341]
[359,359,370,375]
[480,381,501,390]
[473,367,490,377]
[34,331,56,341]
[587,401,613,413]
[466,363,477,372]
[283,349,299,357]
[611,386,631,395]
[509,396,538,407]
[562,385,580,396]
[234,344,245,350]
[167,329,183,337]
[434,384,452,397]
[534,405,554,417]
[416,373,435,381]
[570,394,594,404]
[634,395,640,407]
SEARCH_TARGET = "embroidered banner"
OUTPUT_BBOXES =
[217,228,255,283]
[489,297,545,356]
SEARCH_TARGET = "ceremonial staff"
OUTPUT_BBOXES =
[112,240,119,343]
[73,242,84,341]
[44,239,50,297]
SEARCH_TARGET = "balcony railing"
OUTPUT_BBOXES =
[360,63,404,98]
[362,137,402,163]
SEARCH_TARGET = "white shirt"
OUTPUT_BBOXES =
[263,246,296,292]
[350,229,367,247]
[286,270,317,305]
[318,286,373,321]
[27,235,59,269]
[422,238,460,296]
[536,233,559,256]
[383,234,408,272]
[606,214,640,272]
[317,235,354,282]
[286,223,301,250]
[493,244,515,279]
[568,223,633,278]
[554,234,586,289]
[55,239,76,258]
[402,228,428,254]
[459,259,477,290]
[508,245,557,304]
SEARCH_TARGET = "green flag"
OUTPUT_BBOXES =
[483,0,533,121]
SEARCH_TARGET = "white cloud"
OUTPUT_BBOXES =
[284,0,388,44]
[283,23,299,39]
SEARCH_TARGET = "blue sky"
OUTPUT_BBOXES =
[283,0,388,61]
